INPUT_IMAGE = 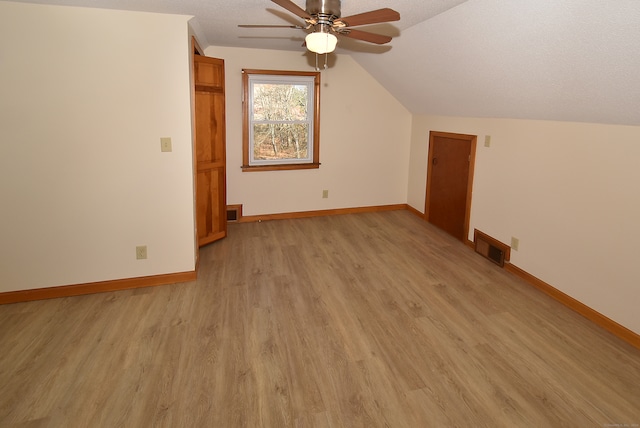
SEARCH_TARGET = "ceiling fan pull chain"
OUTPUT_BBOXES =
[313,52,329,71]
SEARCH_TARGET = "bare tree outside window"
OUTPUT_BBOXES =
[242,69,320,172]
[252,83,309,161]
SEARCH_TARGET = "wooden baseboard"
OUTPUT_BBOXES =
[504,262,640,350]
[0,270,197,305]
[406,204,426,219]
[1,205,405,304]
[238,204,408,223]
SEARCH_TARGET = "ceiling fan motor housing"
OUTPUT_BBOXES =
[241,0,398,48]
[307,0,341,20]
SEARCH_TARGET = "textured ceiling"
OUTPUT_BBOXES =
[9,0,467,51]
[353,0,640,125]
[8,0,640,125]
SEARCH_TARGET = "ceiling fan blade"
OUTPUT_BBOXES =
[334,8,400,27]
[339,29,392,45]
[239,24,304,29]
[271,0,311,20]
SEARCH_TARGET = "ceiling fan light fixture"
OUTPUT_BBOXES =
[241,1,400,56]
[305,31,337,54]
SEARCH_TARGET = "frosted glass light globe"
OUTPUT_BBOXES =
[305,32,337,54]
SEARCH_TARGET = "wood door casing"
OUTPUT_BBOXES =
[194,55,226,247]
[425,131,477,242]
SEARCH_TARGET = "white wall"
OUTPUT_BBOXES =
[0,2,196,292]
[409,115,640,334]
[204,46,412,216]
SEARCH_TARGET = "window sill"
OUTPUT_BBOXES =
[241,163,321,172]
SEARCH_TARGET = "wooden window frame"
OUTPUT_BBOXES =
[241,69,321,172]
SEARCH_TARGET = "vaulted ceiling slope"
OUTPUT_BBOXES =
[353,0,640,126]
[11,0,640,126]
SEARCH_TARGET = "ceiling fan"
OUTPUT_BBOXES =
[239,0,400,55]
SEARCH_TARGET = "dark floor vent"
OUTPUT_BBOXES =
[474,229,510,267]
[227,205,242,222]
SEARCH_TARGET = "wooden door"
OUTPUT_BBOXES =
[425,131,476,242]
[194,55,226,247]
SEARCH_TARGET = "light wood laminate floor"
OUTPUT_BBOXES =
[1,210,639,427]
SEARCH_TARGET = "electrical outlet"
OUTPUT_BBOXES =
[160,137,172,152]
[322,190,329,199]
[136,245,147,260]
[510,237,519,251]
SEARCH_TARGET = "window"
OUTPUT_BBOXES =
[242,69,321,171]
